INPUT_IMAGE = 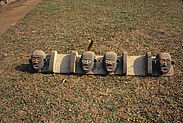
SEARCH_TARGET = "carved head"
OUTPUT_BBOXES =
[30,50,46,71]
[81,51,96,73]
[156,53,171,74]
[104,52,118,73]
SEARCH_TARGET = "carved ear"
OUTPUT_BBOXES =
[29,59,32,64]
[171,61,175,65]
[80,57,82,63]
[155,54,160,64]
[154,58,159,64]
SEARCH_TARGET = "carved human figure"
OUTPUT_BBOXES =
[156,53,171,74]
[81,51,96,73]
[104,52,118,73]
[29,50,46,72]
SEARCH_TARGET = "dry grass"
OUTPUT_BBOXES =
[0,0,183,122]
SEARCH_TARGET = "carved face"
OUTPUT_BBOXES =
[30,50,46,71]
[156,53,171,74]
[81,51,96,73]
[104,52,117,73]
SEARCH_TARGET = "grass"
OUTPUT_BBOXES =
[0,0,183,122]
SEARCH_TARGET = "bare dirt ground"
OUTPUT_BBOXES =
[0,0,42,37]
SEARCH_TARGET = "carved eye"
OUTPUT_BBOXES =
[37,57,41,61]
[105,60,110,64]
[111,60,116,64]
[82,59,92,64]
[105,59,115,64]
[32,58,35,61]
[87,60,92,64]
[160,59,165,63]
[82,60,86,64]
[165,59,170,63]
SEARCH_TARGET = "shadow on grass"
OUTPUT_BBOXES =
[15,64,33,73]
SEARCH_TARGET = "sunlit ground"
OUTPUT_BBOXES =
[0,0,183,122]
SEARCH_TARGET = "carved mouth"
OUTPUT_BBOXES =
[33,64,39,69]
[106,66,113,69]
[161,67,169,73]
[106,66,115,72]
[83,66,90,71]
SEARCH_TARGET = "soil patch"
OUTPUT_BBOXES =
[0,0,16,5]
[0,0,42,37]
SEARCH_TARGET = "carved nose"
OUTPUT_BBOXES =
[34,60,39,63]
[164,62,167,65]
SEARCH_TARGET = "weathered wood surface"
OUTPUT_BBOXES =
[47,51,174,76]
